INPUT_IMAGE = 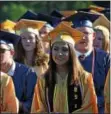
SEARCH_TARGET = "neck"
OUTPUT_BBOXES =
[56,64,68,75]
[1,59,13,73]
[25,50,34,66]
[76,47,93,54]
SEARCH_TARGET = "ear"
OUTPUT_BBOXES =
[92,32,96,40]
[10,49,15,56]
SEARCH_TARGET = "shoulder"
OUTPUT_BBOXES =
[15,62,36,74]
[79,70,93,85]
[95,48,109,58]
[0,72,11,88]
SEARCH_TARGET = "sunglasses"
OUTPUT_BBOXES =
[0,48,10,53]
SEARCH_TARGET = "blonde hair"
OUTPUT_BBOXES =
[94,25,110,53]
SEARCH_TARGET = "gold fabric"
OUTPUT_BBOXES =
[31,71,98,113]
[0,73,19,113]
[104,69,110,113]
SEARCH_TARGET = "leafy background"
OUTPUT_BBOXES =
[0,1,110,22]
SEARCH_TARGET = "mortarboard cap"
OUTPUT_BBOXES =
[15,19,46,35]
[100,8,110,20]
[43,22,85,46]
[88,5,105,12]
[36,13,61,27]
[18,10,38,21]
[93,14,110,30]
[0,20,16,33]
[64,11,100,28]
[0,30,21,47]
[50,9,64,18]
[60,10,77,17]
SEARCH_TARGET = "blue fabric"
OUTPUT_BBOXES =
[0,30,20,45]
[63,11,100,28]
[37,13,61,27]
[11,62,37,112]
[79,48,110,113]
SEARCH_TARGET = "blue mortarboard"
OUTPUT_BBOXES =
[63,11,100,28]
[36,13,61,27]
[17,10,37,21]
[50,9,64,18]
[0,30,21,46]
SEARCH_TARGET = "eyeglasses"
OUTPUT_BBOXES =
[0,48,10,53]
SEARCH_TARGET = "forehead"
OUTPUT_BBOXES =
[20,31,36,37]
[0,43,9,49]
[76,27,94,33]
[53,41,68,48]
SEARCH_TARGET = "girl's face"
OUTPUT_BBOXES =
[20,32,36,51]
[52,42,69,66]
[93,30,103,49]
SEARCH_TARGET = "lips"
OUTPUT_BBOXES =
[79,41,86,44]
[56,57,63,61]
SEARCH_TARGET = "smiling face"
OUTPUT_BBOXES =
[93,30,103,49]
[75,27,95,53]
[20,32,36,51]
[52,41,69,66]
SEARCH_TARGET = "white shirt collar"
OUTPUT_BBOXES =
[7,61,16,76]
[75,48,93,58]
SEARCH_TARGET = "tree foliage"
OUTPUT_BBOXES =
[0,1,109,22]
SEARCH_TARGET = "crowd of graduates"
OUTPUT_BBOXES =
[0,5,110,114]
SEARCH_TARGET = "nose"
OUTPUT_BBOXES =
[58,51,63,56]
[26,39,30,42]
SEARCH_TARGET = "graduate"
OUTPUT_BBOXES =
[104,69,110,113]
[31,22,98,113]
[93,15,110,53]
[0,72,19,113]
[66,11,110,113]
[15,19,49,76]
[0,30,37,113]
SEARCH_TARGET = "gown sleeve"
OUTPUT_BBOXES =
[31,77,47,113]
[1,74,19,113]
[104,69,110,113]
[73,72,98,113]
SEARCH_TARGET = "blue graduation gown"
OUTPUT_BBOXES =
[79,48,110,113]
[11,62,37,112]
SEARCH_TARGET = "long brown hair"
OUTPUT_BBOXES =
[45,42,84,87]
[15,34,49,66]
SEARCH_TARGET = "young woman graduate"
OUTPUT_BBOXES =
[31,22,98,113]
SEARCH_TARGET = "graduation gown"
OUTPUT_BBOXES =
[11,62,37,113]
[32,63,48,77]
[79,48,110,113]
[0,73,19,113]
[31,71,98,113]
[104,69,110,113]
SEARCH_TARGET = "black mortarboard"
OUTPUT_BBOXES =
[63,11,100,28]
[50,9,64,18]
[100,8,110,20]
[77,8,91,12]
[18,10,37,21]
[36,13,61,27]
[0,30,20,46]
